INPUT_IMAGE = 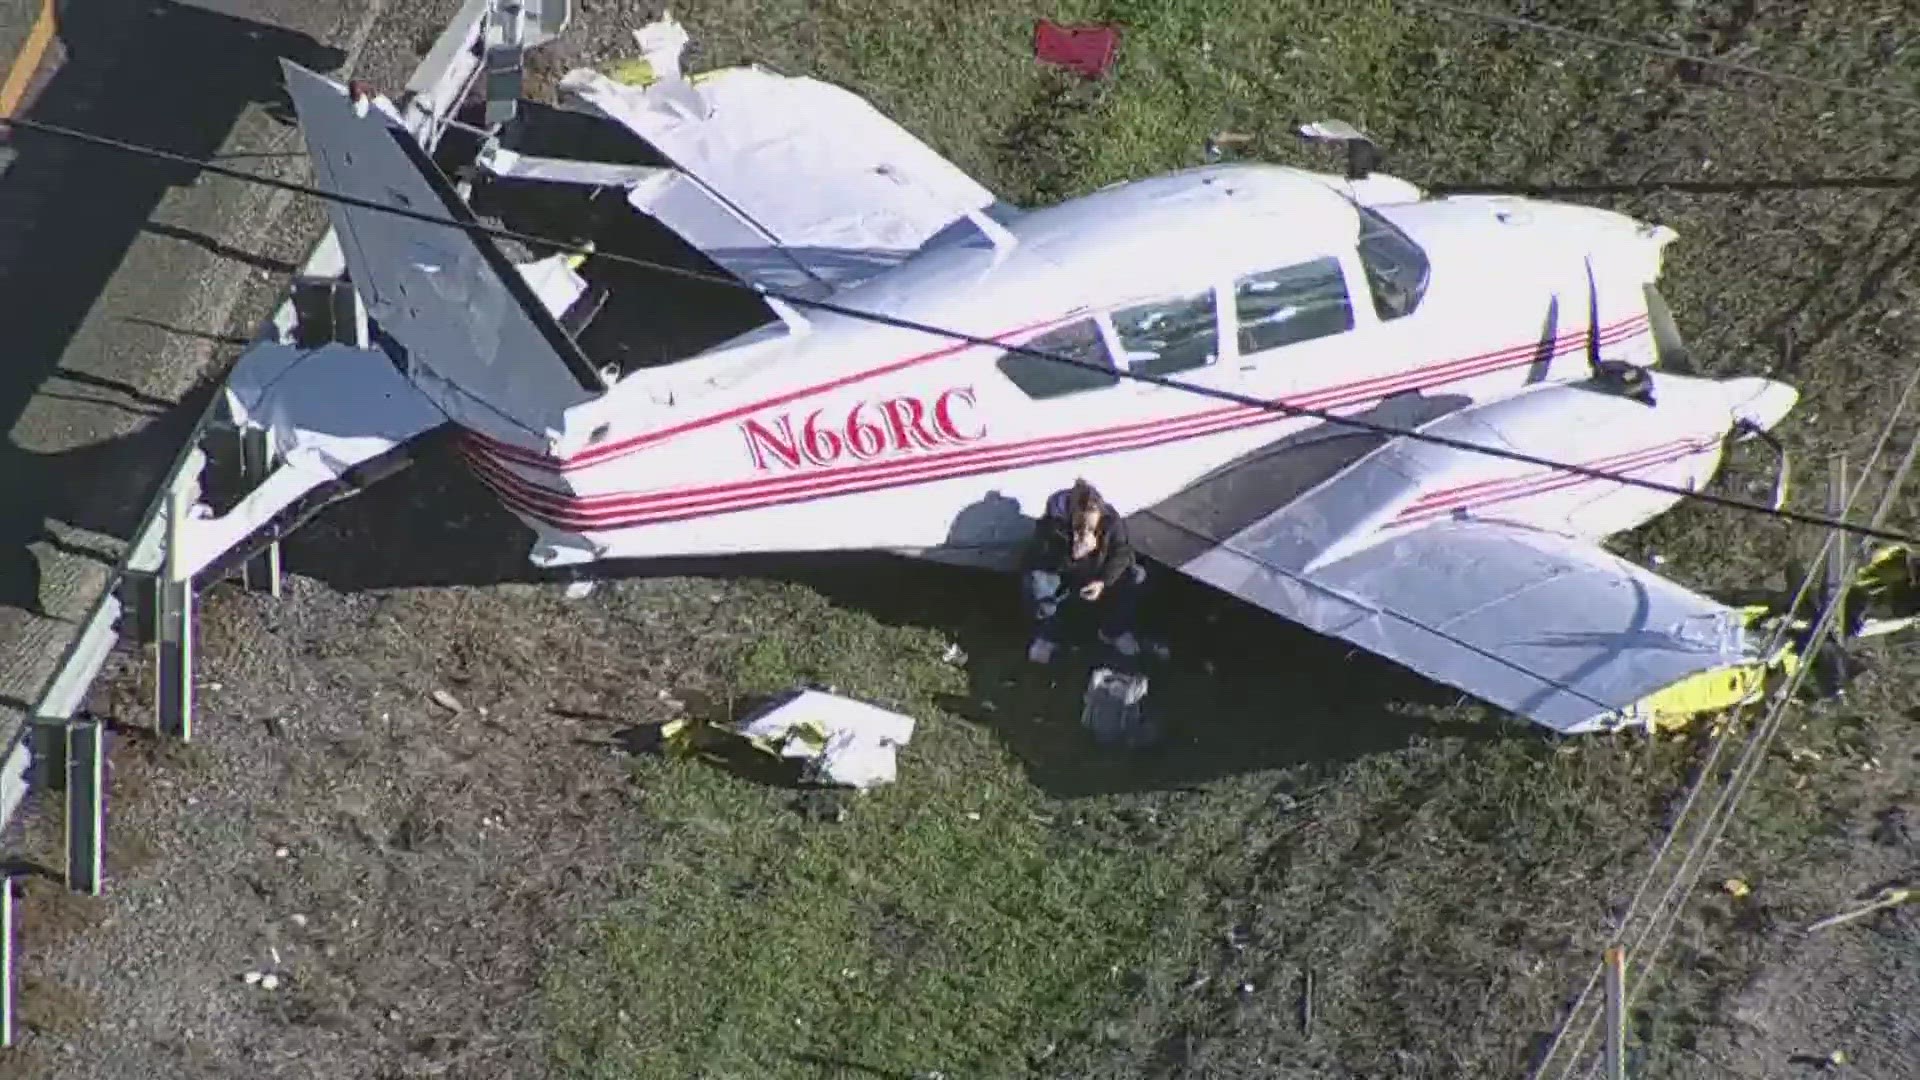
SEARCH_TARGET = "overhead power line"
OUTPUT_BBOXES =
[1399,0,1920,112]
[7,112,1918,548]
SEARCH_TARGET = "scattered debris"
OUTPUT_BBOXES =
[1723,878,1752,899]
[1033,19,1119,79]
[732,688,917,790]
[564,579,596,599]
[1204,130,1253,163]
[941,642,967,665]
[431,689,465,714]
[242,971,262,985]
[609,9,692,85]
[274,847,290,859]
[290,913,308,928]
[1806,886,1912,932]
[261,974,281,991]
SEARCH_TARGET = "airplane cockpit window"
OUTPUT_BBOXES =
[1356,206,1430,321]
[1110,288,1219,377]
[1234,257,1355,355]
[997,317,1121,398]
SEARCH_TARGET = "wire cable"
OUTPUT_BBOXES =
[1398,0,1920,112]
[1534,359,1920,1079]
[7,112,1920,548]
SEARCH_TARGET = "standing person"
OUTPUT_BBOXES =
[1020,478,1147,663]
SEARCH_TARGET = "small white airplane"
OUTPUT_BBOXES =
[179,12,1808,736]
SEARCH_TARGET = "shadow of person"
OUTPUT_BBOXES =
[814,556,1512,799]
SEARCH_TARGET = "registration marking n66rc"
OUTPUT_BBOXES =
[742,387,984,472]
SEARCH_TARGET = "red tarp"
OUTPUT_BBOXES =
[1033,20,1119,79]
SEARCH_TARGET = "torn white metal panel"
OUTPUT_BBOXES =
[280,61,605,448]
[1175,518,1756,733]
[557,54,1000,294]
[512,252,588,322]
[178,343,447,577]
[736,688,916,790]
[476,142,669,189]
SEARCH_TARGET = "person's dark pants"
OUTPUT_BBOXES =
[1023,562,1147,645]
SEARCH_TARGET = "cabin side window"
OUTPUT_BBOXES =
[1356,206,1430,321]
[1109,288,1220,377]
[997,317,1120,398]
[1234,257,1356,356]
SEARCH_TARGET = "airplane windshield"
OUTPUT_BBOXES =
[1355,205,1430,321]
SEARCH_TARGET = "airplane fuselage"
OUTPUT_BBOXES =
[457,164,1685,569]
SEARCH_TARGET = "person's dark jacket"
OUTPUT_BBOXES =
[1021,489,1136,591]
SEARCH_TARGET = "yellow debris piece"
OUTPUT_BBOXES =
[608,57,657,85]
[1722,878,1751,899]
[1629,659,1777,733]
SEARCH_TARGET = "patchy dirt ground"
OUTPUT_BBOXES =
[4,0,1920,1078]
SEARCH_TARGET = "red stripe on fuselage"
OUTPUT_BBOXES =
[469,317,1656,531]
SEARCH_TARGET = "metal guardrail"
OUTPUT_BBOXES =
[0,0,497,840]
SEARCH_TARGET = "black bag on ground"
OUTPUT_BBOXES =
[1081,666,1159,748]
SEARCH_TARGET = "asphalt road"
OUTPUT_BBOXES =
[0,0,462,745]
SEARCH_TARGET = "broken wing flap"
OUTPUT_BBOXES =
[1614,608,1802,733]
[190,424,455,590]
[170,340,452,586]
[547,13,1005,297]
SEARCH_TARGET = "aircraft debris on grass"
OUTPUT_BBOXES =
[173,9,1879,737]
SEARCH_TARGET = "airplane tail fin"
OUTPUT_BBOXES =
[279,60,605,443]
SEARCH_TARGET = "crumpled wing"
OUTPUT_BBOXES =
[557,64,1004,298]
[1133,506,1759,734]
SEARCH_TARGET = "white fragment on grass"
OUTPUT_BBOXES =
[564,579,595,599]
[941,643,966,665]
[965,812,981,822]
[243,971,263,985]
[431,689,464,714]
[261,974,280,991]
[290,914,308,928]
[270,947,282,965]
[274,847,290,859]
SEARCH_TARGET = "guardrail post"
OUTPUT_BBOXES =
[30,718,65,794]
[2,873,14,1047]
[237,426,282,597]
[65,717,104,897]
[156,473,194,742]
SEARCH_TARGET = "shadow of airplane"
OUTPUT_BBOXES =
[257,434,1516,799]
[0,0,345,618]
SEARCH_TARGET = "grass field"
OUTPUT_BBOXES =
[9,1,1920,1077]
